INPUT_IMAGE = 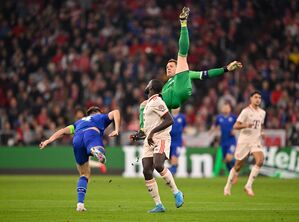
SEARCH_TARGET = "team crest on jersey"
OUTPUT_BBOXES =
[158,105,166,112]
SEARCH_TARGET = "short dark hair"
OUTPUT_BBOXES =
[167,59,177,64]
[250,90,262,97]
[87,106,102,115]
[151,79,164,94]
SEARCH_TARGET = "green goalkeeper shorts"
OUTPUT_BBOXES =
[162,70,192,109]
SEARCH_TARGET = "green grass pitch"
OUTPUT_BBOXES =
[0,175,299,222]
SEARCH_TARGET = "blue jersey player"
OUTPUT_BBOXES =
[39,106,120,211]
[169,108,186,175]
[212,102,237,171]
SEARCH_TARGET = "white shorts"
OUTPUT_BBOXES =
[234,143,263,160]
[142,137,171,159]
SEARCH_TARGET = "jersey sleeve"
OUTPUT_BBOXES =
[103,114,113,128]
[237,109,247,123]
[92,114,113,129]
[152,99,169,117]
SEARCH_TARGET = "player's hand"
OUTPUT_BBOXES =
[109,130,119,137]
[227,61,243,71]
[39,140,49,149]
[147,132,155,146]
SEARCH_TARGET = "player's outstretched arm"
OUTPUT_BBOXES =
[39,126,73,149]
[108,109,121,137]
[147,112,174,146]
[189,61,243,80]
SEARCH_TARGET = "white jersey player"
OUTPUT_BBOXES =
[224,91,266,196]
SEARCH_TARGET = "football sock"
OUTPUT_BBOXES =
[169,164,178,175]
[226,167,237,187]
[245,165,260,188]
[77,176,88,203]
[145,178,162,205]
[160,168,179,194]
[178,23,189,57]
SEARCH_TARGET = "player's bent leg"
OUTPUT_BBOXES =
[76,162,90,211]
[244,151,264,196]
[154,153,184,208]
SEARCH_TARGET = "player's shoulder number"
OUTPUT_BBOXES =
[82,116,92,122]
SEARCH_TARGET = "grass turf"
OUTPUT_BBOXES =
[0,175,298,222]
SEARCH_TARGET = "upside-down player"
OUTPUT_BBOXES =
[131,7,243,141]
[224,91,266,196]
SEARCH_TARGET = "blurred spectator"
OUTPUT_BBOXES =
[0,0,298,146]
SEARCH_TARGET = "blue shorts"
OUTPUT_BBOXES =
[221,143,236,158]
[170,143,182,158]
[72,129,104,165]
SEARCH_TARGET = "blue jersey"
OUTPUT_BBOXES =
[73,114,112,137]
[170,113,186,147]
[72,113,112,165]
[215,114,236,145]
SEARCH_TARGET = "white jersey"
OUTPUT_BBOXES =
[236,105,266,144]
[143,94,172,138]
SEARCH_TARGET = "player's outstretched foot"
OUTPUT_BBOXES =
[179,7,190,21]
[224,185,231,196]
[76,203,87,212]
[174,190,184,208]
[91,147,106,164]
[148,203,166,213]
[244,186,255,197]
[99,164,107,173]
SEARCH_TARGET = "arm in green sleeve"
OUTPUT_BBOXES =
[189,67,227,80]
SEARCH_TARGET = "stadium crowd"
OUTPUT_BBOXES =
[0,0,298,146]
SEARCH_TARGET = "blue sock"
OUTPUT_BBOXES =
[169,165,178,175]
[77,176,88,203]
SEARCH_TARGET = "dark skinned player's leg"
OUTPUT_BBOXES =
[142,157,163,207]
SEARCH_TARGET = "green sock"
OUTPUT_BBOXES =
[139,105,145,130]
[178,25,189,57]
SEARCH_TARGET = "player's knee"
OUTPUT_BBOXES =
[143,168,153,179]
[256,159,264,167]
[153,162,164,173]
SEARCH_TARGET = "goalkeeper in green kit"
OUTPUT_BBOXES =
[131,7,243,141]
